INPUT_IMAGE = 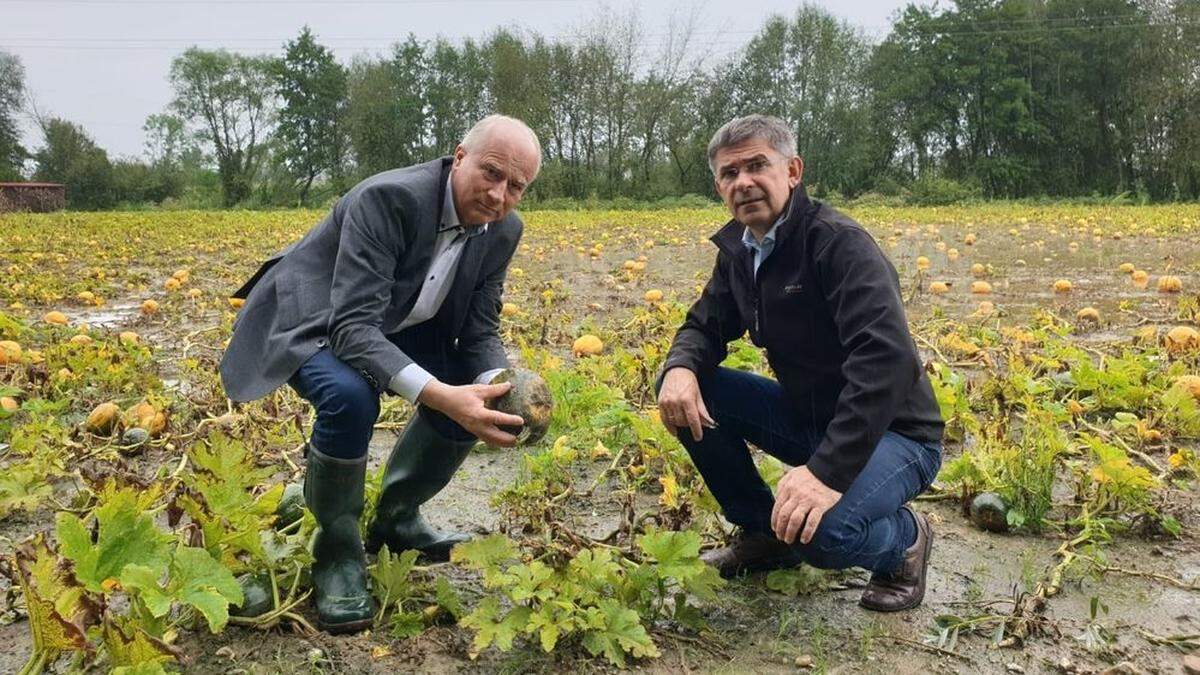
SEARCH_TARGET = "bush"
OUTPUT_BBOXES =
[905,175,982,206]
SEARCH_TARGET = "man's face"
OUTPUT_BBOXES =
[450,131,539,226]
[712,138,804,230]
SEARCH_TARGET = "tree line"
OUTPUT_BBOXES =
[1,0,1198,210]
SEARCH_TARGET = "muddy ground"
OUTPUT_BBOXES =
[2,208,1199,674]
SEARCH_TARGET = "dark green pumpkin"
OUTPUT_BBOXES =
[230,573,274,618]
[120,427,149,449]
[969,492,1010,533]
[274,482,305,528]
[486,368,553,445]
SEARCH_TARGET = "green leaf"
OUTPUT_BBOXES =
[14,536,97,660]
[0,460,55,519]
[120,565,173,618]
[449,533,518,572]
[56,485,172,594]
[581,600,659,668]
[102,614,181,668]
[121,545,242,633]
[764,566,826,597]
[389,611,426,639]
[636,528,701,578]
[461,597,530,657]
[671,592,706,631]
[370,545,419,610]
[260,529,307,567]
[680,563,723,600]
[110,664,170,675]
[508,560,555,603]
[434,576,464,620]
[567,547,621,587]
[182,435,284,564]
[170,545,243,632]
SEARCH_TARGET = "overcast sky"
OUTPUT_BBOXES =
[1,0,909,160]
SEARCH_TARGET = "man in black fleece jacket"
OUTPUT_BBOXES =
[657,115,945,612]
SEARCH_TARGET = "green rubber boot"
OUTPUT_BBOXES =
[365,411,475,561]
[304,446,374,634]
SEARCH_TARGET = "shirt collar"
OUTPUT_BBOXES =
[441,174,489,236]
[741,213,784,252]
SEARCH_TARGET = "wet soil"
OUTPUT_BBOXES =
[3,209,1199,674]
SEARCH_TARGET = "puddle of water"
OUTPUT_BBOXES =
[70,300,140,329]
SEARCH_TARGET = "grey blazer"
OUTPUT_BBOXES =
[219,157,521,402]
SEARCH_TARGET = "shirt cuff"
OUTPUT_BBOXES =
[475,368,506,385]
[389,363,436,403]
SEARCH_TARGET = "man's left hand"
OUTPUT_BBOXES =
[771,466,843,545]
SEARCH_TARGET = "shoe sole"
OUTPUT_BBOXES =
[365,536,463,562]
[859,512,933,613]
[317,616,374,634]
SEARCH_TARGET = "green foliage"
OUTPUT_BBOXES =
[764,566,829,597]
[273,26,349,203]
[1158,385,1200,438]
[905,176,981,206]
[928,361,978,443]
[0,50,27,180]
[168,48,275,206]
[452,530,721,667]
[370,545,419,622]
[177,432,286,569]
[1077,435,1159,518]
[939,411,1066,531]
[120,545,244,632]
[56,483,173,594]
[32,117,115,210]
[0,457,57,519]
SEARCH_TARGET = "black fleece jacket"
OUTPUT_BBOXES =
[662,185,944,493]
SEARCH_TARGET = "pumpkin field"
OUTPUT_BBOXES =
[1,202,1200,674]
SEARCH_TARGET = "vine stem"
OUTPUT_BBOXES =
[1073,554,1199,590]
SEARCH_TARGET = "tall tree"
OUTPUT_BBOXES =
[274,27,348,204]
[0,50,26,181]
[169,48,275,206]
[345,35,428,177]
[725,5,877,196]
[33,118,114,209]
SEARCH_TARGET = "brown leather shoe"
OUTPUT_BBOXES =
[860,505,932,612]
[700,530,803,579]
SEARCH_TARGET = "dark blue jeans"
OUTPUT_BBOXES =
[288,331,475,459]
[668,367,942,575]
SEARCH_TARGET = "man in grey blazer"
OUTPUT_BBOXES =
[219,115,539,633]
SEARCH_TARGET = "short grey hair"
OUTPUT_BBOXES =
[462,114,542,170]
[707,114,796,173]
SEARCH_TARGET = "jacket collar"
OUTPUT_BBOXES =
[711,184,813,259]
[435,156,453,226]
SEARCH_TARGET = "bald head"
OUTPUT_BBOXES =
[450,114,542,225]
[461,114,542,176]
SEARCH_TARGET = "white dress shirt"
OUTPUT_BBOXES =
[386,176,503,401]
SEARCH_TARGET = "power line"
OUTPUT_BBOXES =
[3,18,1194,54]
[0,0,591,4]
[0,30,759,44]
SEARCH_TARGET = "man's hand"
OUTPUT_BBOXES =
[417,380,525,447]
[771,466,843,545]
[656,367,716,441]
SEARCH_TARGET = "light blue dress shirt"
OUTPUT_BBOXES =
[387,176,502,402]
[741,216,783,280]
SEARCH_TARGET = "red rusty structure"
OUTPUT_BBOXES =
[0,182,66,213]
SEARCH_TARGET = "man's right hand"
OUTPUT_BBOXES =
[656,367,716,442]
[417,380,525,447]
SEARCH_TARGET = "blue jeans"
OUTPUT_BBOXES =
[667,367,942,575]
[288,332,476,459]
